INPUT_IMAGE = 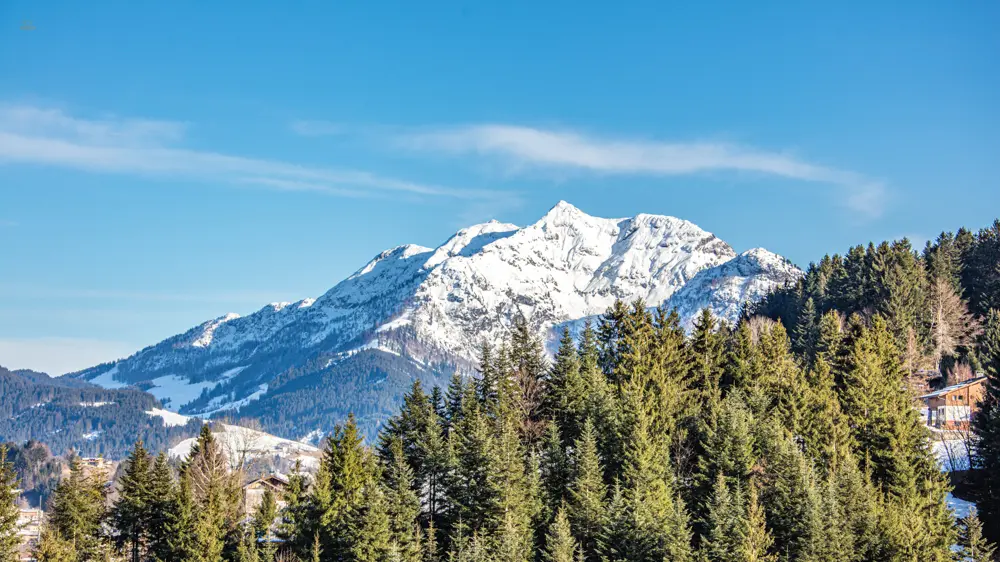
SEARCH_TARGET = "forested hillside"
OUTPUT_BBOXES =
[0,366,202,458]
[751,219,1000,379]
[16,298,1000,561]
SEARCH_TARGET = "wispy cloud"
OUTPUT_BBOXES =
[0,337,136,376]
[399,124,887,216]
[0,104,505,203]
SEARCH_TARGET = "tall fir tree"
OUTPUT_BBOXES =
[543,507,579,562]
[973,309,1000,541]
[0,445,20,562]
[737,481,776,562]
[111,440,154,562]
[566,419,606,562]
[46,455,108,560]
[183,424,240,562]
[383,436,423,562]
[146,453,176,562]
[959,509,998,562]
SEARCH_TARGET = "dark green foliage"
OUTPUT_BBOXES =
[46,456,110,560]
[974,309,1000,541]
[0,365,201,458]
[111,440,153,562]
[543,507,579,562]
[0,445,20,561]
[959,509,998,562]
[237,349,452,442]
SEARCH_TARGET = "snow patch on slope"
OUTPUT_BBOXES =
[146,408,197,427]
[168,423,320,470]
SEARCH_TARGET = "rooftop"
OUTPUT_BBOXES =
[919,376,987,399]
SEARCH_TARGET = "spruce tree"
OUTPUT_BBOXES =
[794,297,820,361]
[47,455,108,559]
[165,473,198,562]
[566,419,605,562]
[252,488,278,561]
[959,509,998,562]
[701,472,741,562]
[183,424,239,562]
[689,308,725,406]
[32,526,75,562]
[0,445,20,562]
[973,309,1000,539]
[548,327,587,446]
[383,436,423,562]
[540,424,569,519]
[112,440,153,562]
[146,453,176,562]
[543,507,578,562]
[737,482,776,562]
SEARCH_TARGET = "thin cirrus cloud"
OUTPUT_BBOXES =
[0,104,504,203]
[396,124,887,216]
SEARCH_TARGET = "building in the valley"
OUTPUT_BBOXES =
[920,376,987,430]
[242,473,289,516]
[16,507,43,561]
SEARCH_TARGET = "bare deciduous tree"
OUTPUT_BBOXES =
[928,277,981,368]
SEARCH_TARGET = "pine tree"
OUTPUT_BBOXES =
[737,482,776,562]
[543,507,578,562]
[32,526,75,562]
[0,445,20,562]
[183,424,239,562]
[548,327,587,446]
[47,455,108,560]
[974,309,1000,541]
[253,487,278,542]
[383,436,423,562]
[566,419,605,562]
[959,509,998,562]
[701,472,741,562]
[146,453,176,562]
[689,308,725,406]
[165,473,198,562]
[111,440,153,562]
[794,297,820,361]
[540,424,569,519]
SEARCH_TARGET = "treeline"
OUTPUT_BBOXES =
[751,219,1000,380]
[10,305,1000,561]
[238,349,449,442]
[0,366,202,458]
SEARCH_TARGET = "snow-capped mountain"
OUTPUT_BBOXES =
[72,201,801,439]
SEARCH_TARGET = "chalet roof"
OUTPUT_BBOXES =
[920,376,986,399]
[244,473,290,489]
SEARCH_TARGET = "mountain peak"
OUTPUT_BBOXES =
[76,200,800,440]
[541,200,587,220]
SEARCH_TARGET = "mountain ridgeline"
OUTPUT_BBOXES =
[71,202,801,440]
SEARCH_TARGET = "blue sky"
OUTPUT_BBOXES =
[2,1,998,375]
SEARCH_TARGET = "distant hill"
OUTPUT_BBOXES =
[0,365,202,458]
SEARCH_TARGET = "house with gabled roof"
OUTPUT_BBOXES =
[920,376,987,430]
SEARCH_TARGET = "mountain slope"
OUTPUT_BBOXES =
[0,365,202,457]
[73,201,801,439]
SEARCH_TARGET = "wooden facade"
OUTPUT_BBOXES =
[920,376,987,430]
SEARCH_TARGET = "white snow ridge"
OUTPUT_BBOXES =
[75,201,802,426]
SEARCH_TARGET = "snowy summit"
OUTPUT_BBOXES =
[72,202,801,437]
